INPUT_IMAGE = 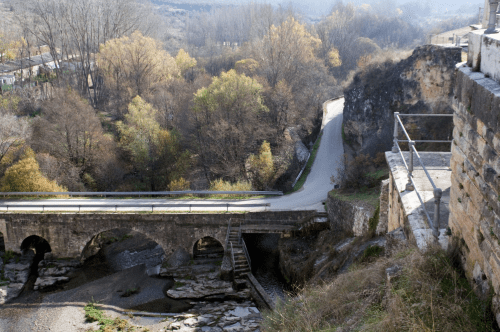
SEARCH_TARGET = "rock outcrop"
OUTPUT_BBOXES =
[0,251,34,304]
[34,256,80,291]
[343,45,462,160]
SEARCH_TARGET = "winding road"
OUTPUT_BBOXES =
[0,98,345,213]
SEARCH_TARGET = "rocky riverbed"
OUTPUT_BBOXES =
[0,235,263,331]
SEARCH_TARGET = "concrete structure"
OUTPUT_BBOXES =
[386,152,451,250]
[0,211,317,259]
[389,25,500,324]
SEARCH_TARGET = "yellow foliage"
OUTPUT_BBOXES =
[328,48,342,67]
[209,179,253,198]
[266,17,321,59]
[1,149,66,192]
[175,49,197,75]
[247,141,275,190]
[235,58,260,75]
[357,54,373,69]
[260,17,321,86]
[98,31,179,96]
[169,177,191,191]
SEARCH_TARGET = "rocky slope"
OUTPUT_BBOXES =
[342,45,462,160]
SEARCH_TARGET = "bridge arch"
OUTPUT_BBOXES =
[192,236,224,259]
[79,228,166,265]
[21,235,52,255]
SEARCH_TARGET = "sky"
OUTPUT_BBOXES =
[172,0,484,17]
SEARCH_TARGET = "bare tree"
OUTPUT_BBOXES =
[0,112,30,164]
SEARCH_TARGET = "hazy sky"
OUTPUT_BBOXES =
[195,0,483,16]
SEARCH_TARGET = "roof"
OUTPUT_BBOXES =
[0,52,56,74]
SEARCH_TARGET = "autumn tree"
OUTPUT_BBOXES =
[175,49,197,77]
[117,96,190,191]
[30,90,119,190]
[256,17,321,88]
[0,112,30,165]
[247,141,275,190]
[0,148,66,192]
[0,33,16,63]
[192,69,270,181]
[98,31,179,98]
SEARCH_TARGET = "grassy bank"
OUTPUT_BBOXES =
[262,246,498,332]
[329,187,380,209]
[291,133,323,193]
[84,302,150,332]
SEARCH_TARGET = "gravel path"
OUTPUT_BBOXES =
[0,265,170,332]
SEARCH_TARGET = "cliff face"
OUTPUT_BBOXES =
[343,45,462,159]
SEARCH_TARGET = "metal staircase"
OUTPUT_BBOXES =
[226,221,252,282]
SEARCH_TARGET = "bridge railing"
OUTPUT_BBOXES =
[0,202,271,212]
[0,190,283,197]
[391,112,453,242]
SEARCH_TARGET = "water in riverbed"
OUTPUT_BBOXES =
[243,233,290,302]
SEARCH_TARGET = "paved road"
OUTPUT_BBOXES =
[0,98,345,213]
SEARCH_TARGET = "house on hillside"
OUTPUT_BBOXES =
[0,74,15,85]
[0,52,59,80]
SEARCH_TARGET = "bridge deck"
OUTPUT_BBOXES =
[240,224,296,233]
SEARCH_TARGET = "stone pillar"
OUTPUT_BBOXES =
[483,0,491,29]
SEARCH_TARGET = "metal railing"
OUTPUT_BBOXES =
[230,242,236,271]
[238,223,242,244]
[391,112,453,241]
[0,190,283,197]
[225,220,232,249]
[0,202,271,212]
[241,238,251,270]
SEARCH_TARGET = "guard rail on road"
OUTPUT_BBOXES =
[0,190,283,197]
[0,202,271,212]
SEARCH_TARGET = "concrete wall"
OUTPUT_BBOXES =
[467,30,500,83]
[0,211,316,259]
[450,65,500,316]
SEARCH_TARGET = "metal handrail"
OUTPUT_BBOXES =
[241,238,251,270]
[0,190,283,197]
[391,112,452,241]
[225,220,232,249]
[0,202,271,212]
[230,242,236,271]
[238,223,242,245]
[411,145,437,190]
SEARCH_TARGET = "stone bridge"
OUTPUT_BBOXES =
[0,211,318,259]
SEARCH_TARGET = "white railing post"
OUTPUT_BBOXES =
[406,141,415,191]
[392,112,400,153]
[433,188,442,241]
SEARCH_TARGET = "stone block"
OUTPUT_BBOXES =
[468,30,484,70]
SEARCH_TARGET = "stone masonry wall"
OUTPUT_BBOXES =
[327,193,375,238]
[450,65,500,318]
[0,211,316,259]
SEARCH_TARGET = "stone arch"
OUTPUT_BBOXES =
[80,228,167,272]
[21,235,52,256]
[192,236,224,260]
